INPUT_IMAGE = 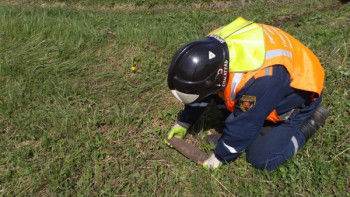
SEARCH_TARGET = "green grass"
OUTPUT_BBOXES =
[0,0,349,196]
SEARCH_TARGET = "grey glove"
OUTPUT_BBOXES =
[203,153,222,169]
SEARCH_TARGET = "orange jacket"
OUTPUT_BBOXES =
[220,24,325,122]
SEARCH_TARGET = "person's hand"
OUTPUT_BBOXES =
[203,154,222,169]
[165,124,187,146]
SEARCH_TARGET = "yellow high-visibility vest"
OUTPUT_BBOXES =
[210,17,266,73]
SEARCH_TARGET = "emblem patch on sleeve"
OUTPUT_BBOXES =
[239,95,256,112]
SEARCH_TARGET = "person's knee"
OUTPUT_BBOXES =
[246,148,293,171]
[246,151,275,171]
[247,156,280,171]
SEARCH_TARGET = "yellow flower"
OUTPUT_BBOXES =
[131,66,136,71]
[147,11,151,15]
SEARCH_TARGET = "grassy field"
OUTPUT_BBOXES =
[0,0,349,196]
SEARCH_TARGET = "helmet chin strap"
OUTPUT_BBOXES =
[171,90,199,104]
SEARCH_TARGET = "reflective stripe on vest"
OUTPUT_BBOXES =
[230,72,244,100]
[266,49,292,60]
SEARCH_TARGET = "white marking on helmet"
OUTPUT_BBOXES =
[209,51,216,60]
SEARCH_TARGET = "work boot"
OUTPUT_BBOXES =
[300,105,329,141]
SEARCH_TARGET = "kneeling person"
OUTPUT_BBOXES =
[166,17,329,171]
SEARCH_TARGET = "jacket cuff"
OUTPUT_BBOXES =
[177,121,191,129]
[214,139,242,162]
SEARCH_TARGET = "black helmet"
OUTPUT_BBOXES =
[168,36,229,104]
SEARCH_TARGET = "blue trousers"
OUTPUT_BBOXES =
[245,97,322,171]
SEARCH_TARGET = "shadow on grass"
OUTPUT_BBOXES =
[187,101,229,136]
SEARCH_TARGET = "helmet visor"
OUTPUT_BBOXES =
[170,90,199,104]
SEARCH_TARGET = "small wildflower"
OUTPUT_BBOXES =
[221,9,225,12]
[131,60,138,71]
[147,11,151,15]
